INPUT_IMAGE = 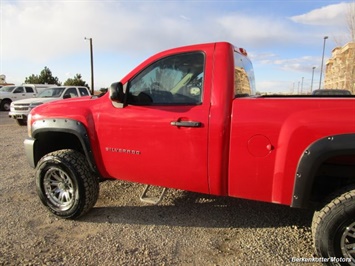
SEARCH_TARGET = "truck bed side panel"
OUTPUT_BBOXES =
[228,97,355,205]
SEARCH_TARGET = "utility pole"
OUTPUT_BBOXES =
[319,36,328,90]
[311,66,316,92]
[85,37,94,95]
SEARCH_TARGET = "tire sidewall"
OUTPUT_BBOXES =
[35,154,84,219]
[317,192,355,265]
[16,118,27,126]
[0,100,11,111]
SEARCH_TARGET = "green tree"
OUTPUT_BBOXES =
[64,74,88,87]
[24,67,61,85]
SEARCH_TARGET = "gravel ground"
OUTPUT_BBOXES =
[0,114,321,266]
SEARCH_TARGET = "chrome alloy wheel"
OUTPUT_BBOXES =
[341,221,355,265]
[43,167,75,211]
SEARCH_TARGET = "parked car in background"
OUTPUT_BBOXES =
[0,84,57,111]
[312,89,352,95]
[9,86,90,126]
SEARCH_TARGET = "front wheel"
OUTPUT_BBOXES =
[312,186,355,265]
[16,118,27,126]
[0,99,11,111]
[35,149,99,219]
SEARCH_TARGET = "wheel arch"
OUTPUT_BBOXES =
[291,133,355,209]
[31,118,98,175]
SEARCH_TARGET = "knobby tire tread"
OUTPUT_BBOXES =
[312,186,355,264]
[37,149,99,219]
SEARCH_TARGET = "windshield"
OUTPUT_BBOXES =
[0,86,16,92]
[37,87,65,98]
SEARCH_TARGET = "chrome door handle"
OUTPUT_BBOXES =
[170,121,201,127]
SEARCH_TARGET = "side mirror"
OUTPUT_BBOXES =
[109,82,123,101]
[63,94,71,99]
[109,82,126,108]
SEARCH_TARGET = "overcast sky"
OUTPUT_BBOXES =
[0,0,354,93]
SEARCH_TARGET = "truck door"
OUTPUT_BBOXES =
[13,86,36,100]
[24,86,36,98]
[12,86,26,101]
[99,52,210,193]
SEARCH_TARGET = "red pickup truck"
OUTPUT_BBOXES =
[24,42,355,264]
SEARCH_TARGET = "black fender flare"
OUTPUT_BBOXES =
[31,118,98,174]
[291,133,355,208]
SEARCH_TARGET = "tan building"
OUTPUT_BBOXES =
[324,42,355,93]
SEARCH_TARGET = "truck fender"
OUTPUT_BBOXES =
[291,134,355,208]
[31,118,98,174]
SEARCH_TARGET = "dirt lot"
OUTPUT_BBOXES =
[0,114,321,265]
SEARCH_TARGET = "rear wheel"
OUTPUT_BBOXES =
[35,149,99,219]
[312,186,355,265]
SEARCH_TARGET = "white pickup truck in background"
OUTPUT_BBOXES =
[0,84,57,111]
[9,86,91,126]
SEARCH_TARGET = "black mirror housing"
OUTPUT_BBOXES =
[109,82,126,108]
[109,82,123,101]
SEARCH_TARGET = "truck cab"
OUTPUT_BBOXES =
[24,42,355,265]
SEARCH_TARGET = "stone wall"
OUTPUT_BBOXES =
[324,42,355,93]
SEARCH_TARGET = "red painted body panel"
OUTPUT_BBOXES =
[229,97,355,205]
[207,42,234,196]
[30,96,108,176]
[29,41,355,206]
[97,103,210,192]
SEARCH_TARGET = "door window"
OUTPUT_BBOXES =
[127,52,204,105]
[63,87,79,98]
[13,87,24,93]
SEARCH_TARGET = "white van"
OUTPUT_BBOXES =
[0,84,57,111]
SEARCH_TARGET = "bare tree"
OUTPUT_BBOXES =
[346,2,355,93]
[333,2,355,46]
[327,2,355,92]
[346,1,355,42]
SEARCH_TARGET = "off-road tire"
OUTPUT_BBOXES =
[312,186,355,265]
[35,149,99,219]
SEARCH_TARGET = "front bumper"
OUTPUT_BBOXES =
[9,109,29,119]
